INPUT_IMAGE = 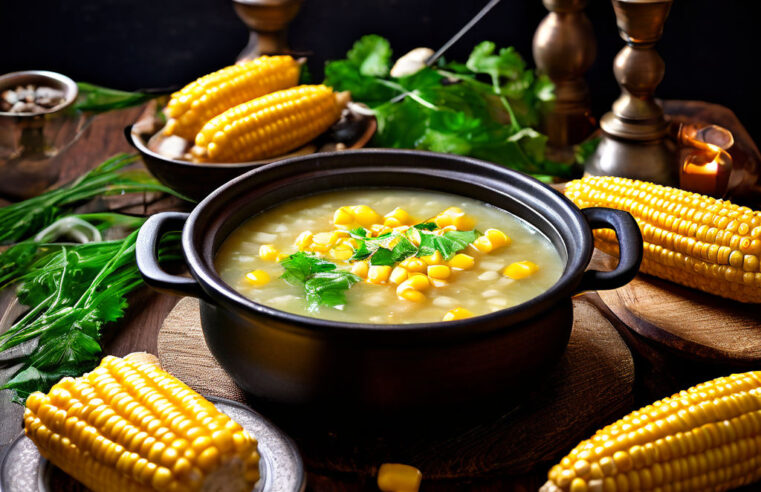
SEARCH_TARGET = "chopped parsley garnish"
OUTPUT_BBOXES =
[280,252,360,311]
[349,222,479,265]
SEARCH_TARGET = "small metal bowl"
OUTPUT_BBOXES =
[0,70,80,199]
[0,70,78,117]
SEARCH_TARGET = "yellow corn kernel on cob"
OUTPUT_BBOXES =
[192,85,346,163]
[164,55,300,140]
[24,355,260,492]
[565,176,761,303]
[541,370,761,492]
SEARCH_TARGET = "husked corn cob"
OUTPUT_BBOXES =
[542,370,761,492]
[23,354,259,492]
[192,84,346,163]
[164,55,300,139]
[565,176,761,303]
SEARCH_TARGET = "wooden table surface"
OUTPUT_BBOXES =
[1,104,760,491]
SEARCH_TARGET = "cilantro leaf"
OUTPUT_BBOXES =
[418,230,479,260]
[304,272,360,311]
[280,252,359,311]
[347,34,392,77]
[414,222,437,231]
[280,252,337,285]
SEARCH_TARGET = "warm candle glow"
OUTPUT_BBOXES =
[680,143,731,196]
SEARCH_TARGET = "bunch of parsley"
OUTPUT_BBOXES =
[324,35,578,181]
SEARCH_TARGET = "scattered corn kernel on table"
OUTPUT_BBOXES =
[1,101,760,491]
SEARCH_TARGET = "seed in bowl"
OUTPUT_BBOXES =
[215,190,563,324]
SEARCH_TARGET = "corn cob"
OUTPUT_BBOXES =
[23,354,259,492]
[542,370,761,492]
[192,85,346,163]
[565,176,761,303]
[164,55,300,140]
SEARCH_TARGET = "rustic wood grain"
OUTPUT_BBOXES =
[157,295,634,490]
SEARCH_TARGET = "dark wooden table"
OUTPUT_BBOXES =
[1,103,760,491]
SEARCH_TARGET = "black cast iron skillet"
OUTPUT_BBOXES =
[136,149,642,415]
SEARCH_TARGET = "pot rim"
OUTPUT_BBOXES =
[181,149,593,337]
[0,70,79,117]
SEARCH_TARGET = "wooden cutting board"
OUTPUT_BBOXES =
[157,295,635,489]
[594,254,761,366]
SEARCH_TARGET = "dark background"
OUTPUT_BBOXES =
[2,0,760,138]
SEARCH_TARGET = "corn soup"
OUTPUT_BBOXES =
[215,190,563,324]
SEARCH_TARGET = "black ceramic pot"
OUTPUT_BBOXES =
[136,150,642,414]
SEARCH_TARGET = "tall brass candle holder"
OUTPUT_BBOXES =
[533,0,596,162]
[586,0,677,185]
[232,0,303,62]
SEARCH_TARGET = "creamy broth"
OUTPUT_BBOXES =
[215,189,564,324]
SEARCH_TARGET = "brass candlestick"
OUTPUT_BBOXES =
[532,0,596,161]
[232,0,303,62]
[586,0,677,185]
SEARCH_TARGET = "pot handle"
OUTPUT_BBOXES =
[136,212,204,298]
[576,207,643,293]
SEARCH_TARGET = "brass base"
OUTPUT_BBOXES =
[232,0,303,61]
[586,133,677,186]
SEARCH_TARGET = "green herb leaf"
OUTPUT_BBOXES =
[418,230,478,260]
[280,252,359,311]
[0,216,182,403]
[74,83,154,113]
[0,154,193,245]
[413,222,437,231]
[304,271,360,311]
[347,34,393,77]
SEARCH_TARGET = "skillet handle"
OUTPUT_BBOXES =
[576,207,643,293]
[136,212,204,298]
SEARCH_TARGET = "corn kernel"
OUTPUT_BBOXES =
[434,215,453,228]
[333,207,354,225]
[397,288,426,303]
[367,265,392,284]
[294,231,313,250]
[351,261,369,278]
[258,244,279,261]
[503,261,539,279]
[390,266,409,284]
[402,274,430,291]
[377,463,422,492]
[453,214,476,231]
[312,232,334,246]
[330,245,354,261]
[350,205,382,228]
[427,265,451,279]
[400,257,427,272]
[472,236,493,253]
[442,307,474,322]
[485,229,511,249]
[245,270,270,286]
[421,251,444,265]
[384,207,412,225]
[276,253,288,262]
[448,253,475,270]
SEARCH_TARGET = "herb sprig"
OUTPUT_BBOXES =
[0,153,192,245]
[0,216,182,403]
[349,222,479,266]
[280,252,360,311]
[324,35,582,181]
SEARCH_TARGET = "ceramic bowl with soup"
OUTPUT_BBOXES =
[137,149,642,414]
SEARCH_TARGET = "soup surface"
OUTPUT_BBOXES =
[215,189,564,324]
